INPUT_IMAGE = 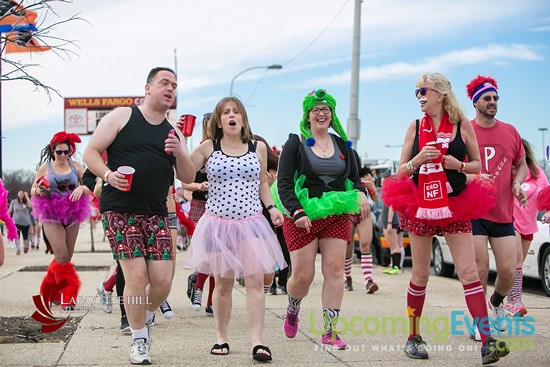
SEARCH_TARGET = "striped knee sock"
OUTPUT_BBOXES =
[507,267,523,305]
[287,295,303,314]
[463,280,490,345]
[407,281,427,339]
[344,257,353,279]
[322,308,340,334]
[361,254,373,284]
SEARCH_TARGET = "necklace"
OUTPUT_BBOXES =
[316,138,330,158]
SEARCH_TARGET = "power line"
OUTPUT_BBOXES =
[282,0,350,66]
[245,0,350,102]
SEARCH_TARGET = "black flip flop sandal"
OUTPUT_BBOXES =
[210,343,229,355]
[252,345,272,362]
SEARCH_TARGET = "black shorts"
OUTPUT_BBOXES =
[471,219,515,238]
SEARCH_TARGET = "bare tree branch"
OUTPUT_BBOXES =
[1,0,88,101]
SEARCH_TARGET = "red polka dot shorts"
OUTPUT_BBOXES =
[399,213,472,237]
[283,214,351,252]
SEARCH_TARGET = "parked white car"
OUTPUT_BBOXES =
[432,212,550,296]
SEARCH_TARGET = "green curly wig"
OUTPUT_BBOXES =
[300,89,351,147]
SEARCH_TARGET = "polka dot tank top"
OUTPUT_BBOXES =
[205,140,261,219]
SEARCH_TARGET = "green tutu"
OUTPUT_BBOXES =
[271,174,362,221]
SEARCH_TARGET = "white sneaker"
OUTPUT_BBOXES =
[130,338,151,365]
[159,300,173,319]
[96,282,113,313]
[469,326,481,342]
[146,313,155,327]
[488,300,508,332]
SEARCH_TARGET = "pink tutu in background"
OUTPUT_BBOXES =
[32,192,92,226]
[186,212,287,279]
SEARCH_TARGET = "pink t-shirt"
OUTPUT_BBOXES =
[514,166,549,235]
[472,119,525,223]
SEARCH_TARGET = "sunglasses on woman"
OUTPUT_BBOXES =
[415,87,437,97]
[55,150,71,156]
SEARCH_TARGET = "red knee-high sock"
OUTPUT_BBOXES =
[407,281,427,340]
[207,277,215,307]
[103,268,118,292]
[195,272,208,290]
[463,280,490,345]
[52,262,81,307]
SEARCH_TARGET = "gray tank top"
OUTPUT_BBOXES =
[303,135,346,188]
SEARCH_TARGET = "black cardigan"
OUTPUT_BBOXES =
[277,133,366,221]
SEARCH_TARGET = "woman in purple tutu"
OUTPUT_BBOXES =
[31,131,92,310]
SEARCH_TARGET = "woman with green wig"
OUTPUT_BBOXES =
[275,89,370,349]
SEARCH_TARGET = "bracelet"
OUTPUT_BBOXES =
[266,204,276,211]
[459,161,466,173]
[293,209,304,218]
[104,170,113,183]
[406,160,415,171]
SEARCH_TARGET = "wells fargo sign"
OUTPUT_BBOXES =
[64,96,177,135]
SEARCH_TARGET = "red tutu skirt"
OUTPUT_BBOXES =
[537,186,550,211]
[32,192,92,226]
[381,173,497,227]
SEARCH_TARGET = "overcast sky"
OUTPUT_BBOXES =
[3,0,550,174]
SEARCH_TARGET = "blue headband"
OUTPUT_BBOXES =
[472,82,497,103]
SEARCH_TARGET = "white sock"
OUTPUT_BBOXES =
[131,327,148,341]
[400,247,405,269]
[146,309,154,321]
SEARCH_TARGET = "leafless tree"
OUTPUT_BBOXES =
[2,169,34,200]
[0,0,87,101]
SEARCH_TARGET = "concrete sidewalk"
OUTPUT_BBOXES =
[1,222,549,366]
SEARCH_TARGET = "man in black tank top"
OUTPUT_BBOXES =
[84,67,195,365]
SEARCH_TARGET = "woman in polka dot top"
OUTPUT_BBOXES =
[186,96,287,361]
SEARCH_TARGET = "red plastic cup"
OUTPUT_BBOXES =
[426,141,443,163]
[37,176,50,188]
[117,166,135,192]
[181,114,197,137]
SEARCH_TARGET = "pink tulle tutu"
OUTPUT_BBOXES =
[382,173,497,226]
[186,212,287,278]
[32,192,92,226]
[0,180,18,240]
[537,186,550,211]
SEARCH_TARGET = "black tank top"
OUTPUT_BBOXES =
[192,168,208,201]
[100,106,175,214]
[412,119,467,196]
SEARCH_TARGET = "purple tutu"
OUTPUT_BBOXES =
[186,212,287,279]
[32,192,92,226]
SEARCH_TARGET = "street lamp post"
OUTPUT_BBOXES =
[539,127,548,171]
[229,64,282,97]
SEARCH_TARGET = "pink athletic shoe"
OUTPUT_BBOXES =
[321,330,347,350]
[283,308,300,338]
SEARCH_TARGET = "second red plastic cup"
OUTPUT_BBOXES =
[426,141,443,163]
[181,114,197,137]
[117,166,135,192]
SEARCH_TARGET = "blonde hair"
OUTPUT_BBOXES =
[416,72,466,124]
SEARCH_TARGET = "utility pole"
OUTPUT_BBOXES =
[346,0,362,149]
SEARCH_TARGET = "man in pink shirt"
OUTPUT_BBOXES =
[467,75,528,333]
